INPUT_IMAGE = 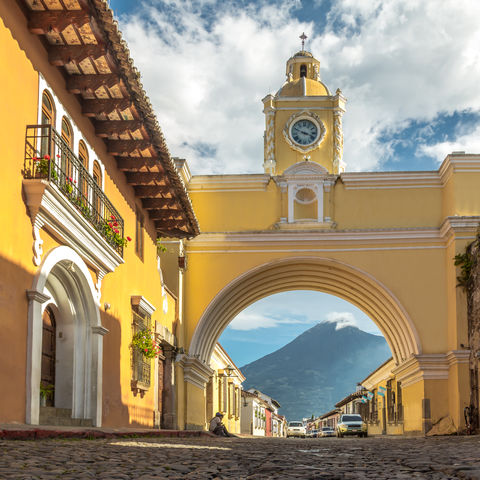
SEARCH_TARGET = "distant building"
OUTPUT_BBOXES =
[206,344,245,434]
[241,390,268,436]
[319,409,341,430]
[359,357,404,436]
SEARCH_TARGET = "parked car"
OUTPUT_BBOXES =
[287,421,306,438]
[311,429,319,438]
[319,426,335,437]
[336,414,367,437]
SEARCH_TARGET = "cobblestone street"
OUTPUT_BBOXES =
[1,435,480,479]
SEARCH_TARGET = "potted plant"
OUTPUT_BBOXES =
[39,383,54,407]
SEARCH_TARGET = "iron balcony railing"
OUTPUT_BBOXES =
[24,124,124,256]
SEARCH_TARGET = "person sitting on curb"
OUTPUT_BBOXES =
[209,412,232,437]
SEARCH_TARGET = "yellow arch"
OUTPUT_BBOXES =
[188,256,422,366]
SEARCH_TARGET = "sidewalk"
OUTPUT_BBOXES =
[0,423,214,440]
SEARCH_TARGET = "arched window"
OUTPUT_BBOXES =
[300,64,307,77]
[78,140,88,168]
[92,160,102,221]
[41,91,55,125]
[61,117,73,147]
[61,117,74,179]
[78,140,89,199]
[41,91,55,156]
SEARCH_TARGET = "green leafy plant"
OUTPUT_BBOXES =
[33,154,58,181]
[157,238,167,254]
[131,329,160,359]
[103,215,132,249]
[62,176,75,196]
[454,251,474,289]
[40,382,54,401]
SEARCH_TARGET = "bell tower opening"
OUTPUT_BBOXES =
[300,64,307,77]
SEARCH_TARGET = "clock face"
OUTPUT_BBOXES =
[291,119,318,146]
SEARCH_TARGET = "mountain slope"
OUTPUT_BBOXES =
[240,321,391,421]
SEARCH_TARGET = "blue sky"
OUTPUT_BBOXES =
[109,0,480,366]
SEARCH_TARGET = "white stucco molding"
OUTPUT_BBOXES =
[439,154,480,184]
[189,174,270,193]
[446,350,470,366]
[440,216,480,242]
[392,353,461,389]
[131,295,156,316]
[92,325,109,336]
[22,179,124,279]
[176,354,214,389]
[341,154,480,190]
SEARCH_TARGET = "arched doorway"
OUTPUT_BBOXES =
[26,246,106,426]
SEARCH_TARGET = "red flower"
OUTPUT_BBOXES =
[127,236,132,242]
[73,180,77,184]
[110,215,116,220]
[108,223,113,228]
[33,156,38,161]
[69,177,73,182]
[113,222,118,226]
[43,154,50,160]
[114,229,119,234]
[56,154,61,158]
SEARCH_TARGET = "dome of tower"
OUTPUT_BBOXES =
[278,78,330,97]
[278,50,330,97]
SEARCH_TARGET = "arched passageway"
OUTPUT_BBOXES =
[189,257,421,367]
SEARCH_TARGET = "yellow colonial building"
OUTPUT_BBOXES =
[180,48,480,434]
[204,343,244,434]
[0,0,198,428]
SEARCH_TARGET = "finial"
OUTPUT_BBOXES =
[299,32,307,51]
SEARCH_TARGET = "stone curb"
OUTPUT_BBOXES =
[0,428,214,441]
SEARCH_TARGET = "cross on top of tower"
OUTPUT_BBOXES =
[299,32,307,50]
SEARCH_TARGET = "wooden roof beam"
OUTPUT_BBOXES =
[107,139,152,155]
[148,211,181,220]
[49,44,107,66]
[82,98,133,117]
[95,120,144,137]
[125,172,164,185]
[142,198,178,209]
[28,10,91,35]
[117,157,164,171]
[67,74,120,94]
[155,219,187,228]
[134,185,171,197]
[155,226,190,238]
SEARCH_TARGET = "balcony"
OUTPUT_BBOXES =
[24,124,125,256]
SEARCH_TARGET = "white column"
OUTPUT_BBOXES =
[26,290,51,425]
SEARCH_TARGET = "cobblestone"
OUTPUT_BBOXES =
[1,435,480,479]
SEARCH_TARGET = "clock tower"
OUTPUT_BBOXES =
[262,47,346,176]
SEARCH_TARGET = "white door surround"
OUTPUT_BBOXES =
[26,246,107,426]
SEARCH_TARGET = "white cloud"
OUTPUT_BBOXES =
[228,311,310,331]
[116,0,480,174]
[417,124,480,162]
[323,311,358,330]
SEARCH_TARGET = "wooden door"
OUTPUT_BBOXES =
[41,307,56,407]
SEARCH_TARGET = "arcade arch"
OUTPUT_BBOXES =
[189,257,421,367]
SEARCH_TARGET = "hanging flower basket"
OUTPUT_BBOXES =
[131,329,160,359]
